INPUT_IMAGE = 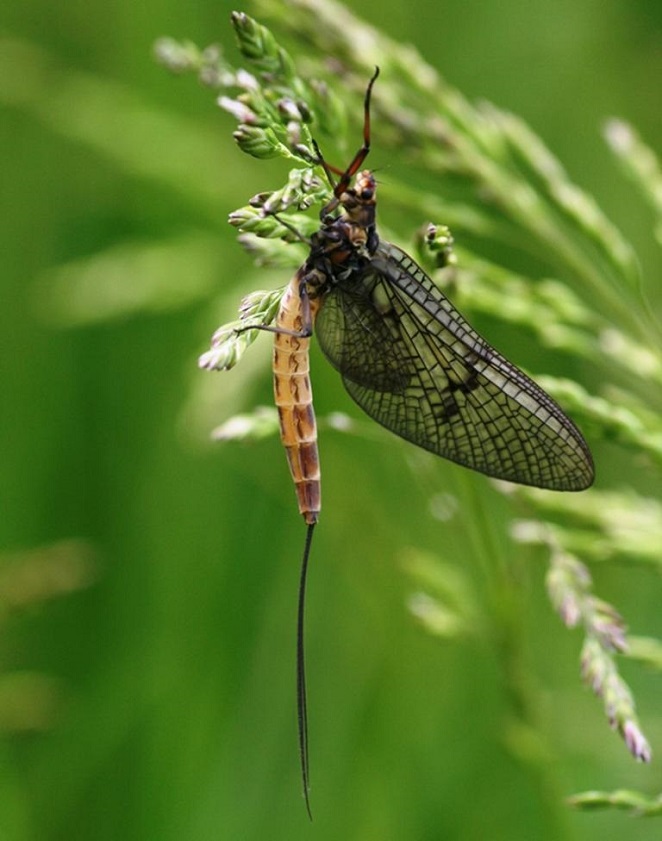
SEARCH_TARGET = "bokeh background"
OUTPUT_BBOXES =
[1,0,662,839]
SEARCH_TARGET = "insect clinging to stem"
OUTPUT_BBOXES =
[206,66,594,818]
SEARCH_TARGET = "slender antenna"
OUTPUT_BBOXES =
[297,522,316,821]
[315,67,380,216]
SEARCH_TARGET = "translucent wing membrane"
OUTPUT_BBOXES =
[316,241,594,491]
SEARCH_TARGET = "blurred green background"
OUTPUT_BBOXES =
[1,0,661,839]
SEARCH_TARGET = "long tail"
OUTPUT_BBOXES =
[297,522,316,821]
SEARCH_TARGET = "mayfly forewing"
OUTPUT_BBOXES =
[316,240,594,491]
[313,278,409,392]
[376,242,594,489]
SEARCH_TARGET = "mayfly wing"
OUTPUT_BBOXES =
[311,277,409,393]
[316,240,594,491]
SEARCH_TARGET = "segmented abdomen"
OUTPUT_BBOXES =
[273,272,321,525]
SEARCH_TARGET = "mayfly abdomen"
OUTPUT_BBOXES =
[273,272,322,525]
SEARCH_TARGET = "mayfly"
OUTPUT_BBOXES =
[210,68,594,817]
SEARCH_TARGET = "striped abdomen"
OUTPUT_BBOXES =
[273,272,322,525]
